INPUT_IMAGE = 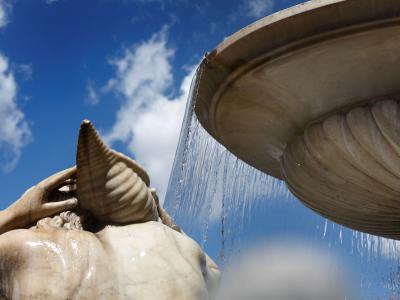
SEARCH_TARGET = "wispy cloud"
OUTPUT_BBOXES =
[45,0,60,4]
[245,0,274,18]
[17,64,33,81]
[0,0,10,28]
[85,80,100,106]
[228,0,274,23]
[103,29,194,202]
[0,54,32,172]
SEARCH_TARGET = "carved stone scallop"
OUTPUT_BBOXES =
[281,100,400,239]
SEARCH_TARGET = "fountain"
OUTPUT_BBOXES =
[194,0,400,239]
[166,0,400,298]
[6,1,400,298]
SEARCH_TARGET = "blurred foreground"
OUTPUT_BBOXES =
[216,240,358,300]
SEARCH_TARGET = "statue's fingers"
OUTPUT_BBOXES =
[43,198,78,216]
[48,190,76,203]
[38,167,77,191]
[54,178,77,191]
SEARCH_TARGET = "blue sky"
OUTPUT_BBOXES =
[0,0,304,205]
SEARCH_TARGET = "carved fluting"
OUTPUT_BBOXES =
[281,100,400,239]
[76,120,159,224]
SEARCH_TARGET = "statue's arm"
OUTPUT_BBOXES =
[0,208,19,235]
[0,167,78,234]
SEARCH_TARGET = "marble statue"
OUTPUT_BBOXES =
[0,120,220,299]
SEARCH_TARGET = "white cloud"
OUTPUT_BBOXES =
[0,54,32,172]
[85,80,100,106]
[245,0,274,18]
[17,64,33,80]
[104,29,195,202]
[0,0,9,28]
[45,0,60,4]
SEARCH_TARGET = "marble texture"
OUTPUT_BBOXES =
[0,120,220,299]
[193,0,400,238]
[0,221,219,299]
[76,120,159,224]
[282,100,400,239]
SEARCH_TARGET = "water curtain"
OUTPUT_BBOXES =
[165,62,400,299]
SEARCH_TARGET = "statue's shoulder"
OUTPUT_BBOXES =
[0,228,44,251]
[98,221,204,254]
[0,227,99,258]
[95,221,207,273]
[0,228,114,299]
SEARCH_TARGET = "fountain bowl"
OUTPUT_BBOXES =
[195,0,400,239]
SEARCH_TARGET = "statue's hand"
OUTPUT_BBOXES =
[10,167,78,228]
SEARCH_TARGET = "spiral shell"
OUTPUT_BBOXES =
[76,120,159,224]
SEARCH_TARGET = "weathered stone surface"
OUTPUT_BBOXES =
[282,100,400,239]
[196,0,400,179]
[195,0,400,238]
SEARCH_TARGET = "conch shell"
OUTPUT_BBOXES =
[76,120,159,224]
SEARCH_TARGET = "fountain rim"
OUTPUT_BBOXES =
[194,0,400,179]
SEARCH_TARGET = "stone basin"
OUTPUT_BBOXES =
[195,0,400,239]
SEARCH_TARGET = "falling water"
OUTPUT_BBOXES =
[165,64,400,299]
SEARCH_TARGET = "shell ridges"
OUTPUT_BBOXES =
[76,120,159,224]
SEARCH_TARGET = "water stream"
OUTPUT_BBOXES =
[165,64,400,299]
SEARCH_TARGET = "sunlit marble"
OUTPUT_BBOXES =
[0,120,219,299]
[0,221,219,299]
